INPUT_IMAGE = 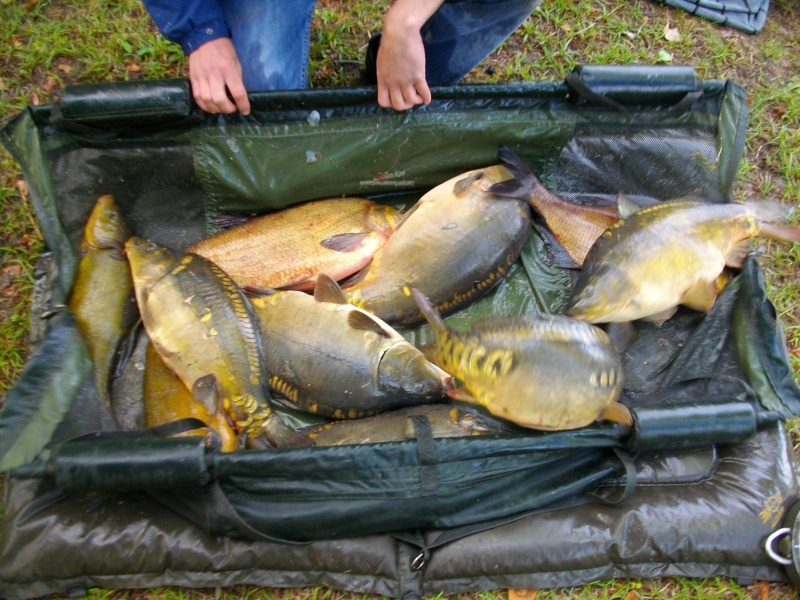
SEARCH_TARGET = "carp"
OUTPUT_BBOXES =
[489,146,618,268]
[303,404,520,446]
[67,194,137,410]
[126,237,309,448]
[249,274,452,419]
[143,342,239,452]
[567,197,800,324]
[343,165,531,326]
[187,197,402,292]
[412,289,630,431]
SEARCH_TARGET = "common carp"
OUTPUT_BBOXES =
[567,198,800,324]
[343,165,531,326]
[303,404,520,446]
[412,289,630,431]
[489,146,618,268]
[67,194,137,410]
[187,197,402,292]
[143,342,239,452]
[249,274,452,419]
[126,237,309,448]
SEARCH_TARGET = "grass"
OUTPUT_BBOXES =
[0,0,799,598]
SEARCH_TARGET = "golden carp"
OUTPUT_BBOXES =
[567,198,800,324]
[126,237,309,448]
[412,289,630,431]
[67,194,137,410]
[303,404,520,446]
[143,342,239,452]
[187,197,402,292]
[249,274,452,419]
[343,165,531,326]
[489,146,618,267]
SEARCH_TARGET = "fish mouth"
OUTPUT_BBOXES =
[378,342,453,398]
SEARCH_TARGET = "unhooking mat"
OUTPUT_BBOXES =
[1,66,800,598]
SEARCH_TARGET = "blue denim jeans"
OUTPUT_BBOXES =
[220,0,540,91]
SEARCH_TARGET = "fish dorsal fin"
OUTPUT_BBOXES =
[680,278,719,313]
[347,310,392,338]
[453,171,484,197]
[616,193,641,219]
[313,273,347,304]
[602,401,633,426]
[192,374,222,416]
[320,232,370,253]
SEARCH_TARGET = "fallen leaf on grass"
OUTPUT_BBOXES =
[664,23,681,41]
[657,50,673,63]
[57,63,72,74]
[44,75,58,93]
[15,179,29,201]
[125,63,142,73]
[0,265,23,294]
[509,589,537,600]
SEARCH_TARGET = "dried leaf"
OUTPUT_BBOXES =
[0,76,5,92]
[625,590,639,600]
[0,264,23,293]
[509,589,538,600]
[12,39,23,49]
[44,75,58,93]
[15,178,29,201]
[57,63,72,74]
[664,23,681,41]
[125,63,142,73]
[29,91,40,105]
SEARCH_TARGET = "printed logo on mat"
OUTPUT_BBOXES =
[360,171,415,187]
[760,490,786,529]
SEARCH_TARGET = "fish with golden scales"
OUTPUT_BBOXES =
[302,404,521,446]
[249,274,452,419]
[567,197,800,325]
[488,146,618,268]
[143,342,239,452]
[67,194,137,411]
[412,288,631,431]
[343,165,531,327]
[125,237,311,449]
[187,197,402,292]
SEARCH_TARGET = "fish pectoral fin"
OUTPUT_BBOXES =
[643,306,679,327]
[242,284,278,298]
[680,278,719,313]
[488,178,529,200]
[725,240,752,269]
[616,193,641,219]
[314,273,348,304]
[453,171,485,197]
[602,401,633,426]
[347,310,392,338]
[191,374,222,416]
[215,213,250,230]
[602,321,638,354]
[758,221,800,244]
[446,386,479,404]
[320,232,371,253]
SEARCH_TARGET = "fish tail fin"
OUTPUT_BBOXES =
[488,146,538,200]
[410,288,447,335]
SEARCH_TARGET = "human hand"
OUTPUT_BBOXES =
[376,29,432,111]
[189,38,251,115]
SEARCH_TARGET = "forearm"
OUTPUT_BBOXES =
[383,0,446,36]
[141,0,229,54]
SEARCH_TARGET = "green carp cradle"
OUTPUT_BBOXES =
[126,237,309,449]
[413,289,631,431]
[249,274,452,419]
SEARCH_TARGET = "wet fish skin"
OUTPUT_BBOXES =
[250,274,452,419]
[412,288,629,431]
[489,146,618,268]
[188,197,402,292]
[343,165,531,327]
[67,194,137,411]
[143,342,239,452]
[567,199,800,324]
[126,237,310,448]
[303,404,520,446]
